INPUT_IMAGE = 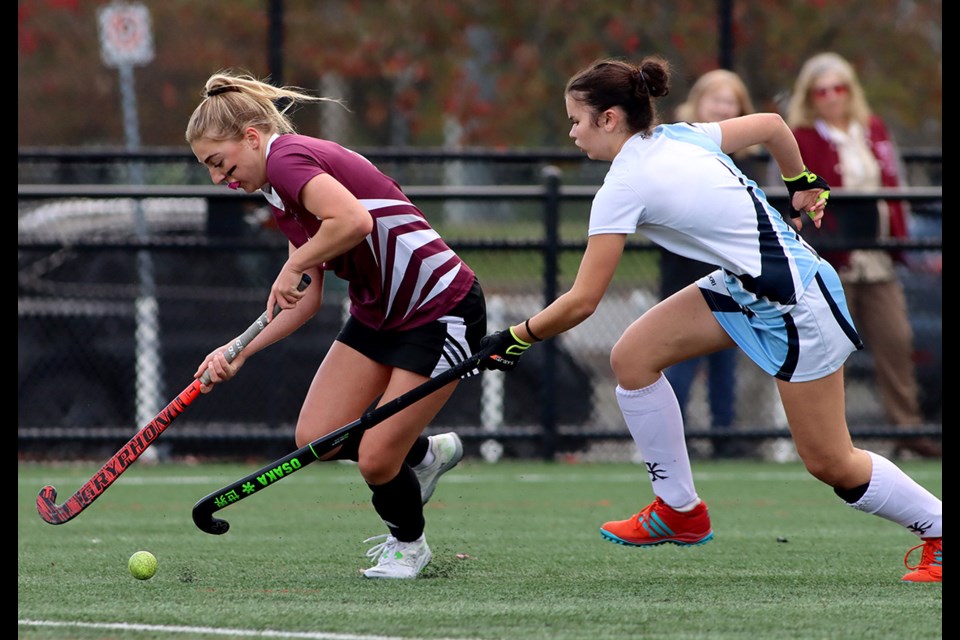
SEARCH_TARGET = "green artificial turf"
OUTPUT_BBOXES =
[19,459,941,640]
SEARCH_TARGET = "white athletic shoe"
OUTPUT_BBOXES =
[414,432,464,505]
[362,534,432,579]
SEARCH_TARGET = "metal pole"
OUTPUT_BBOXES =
[268,0,284,85]
[540,166,562,461]
[718,0,734,69]
[119,63,163,461]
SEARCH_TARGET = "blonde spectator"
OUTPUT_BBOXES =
[785,52,938,459]
[676,69,762,171]
[660,69,764,458]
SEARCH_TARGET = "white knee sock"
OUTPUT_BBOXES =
[616,374,698,509]
[847,451,942,539]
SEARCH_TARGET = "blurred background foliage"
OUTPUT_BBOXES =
[18,0,941,150]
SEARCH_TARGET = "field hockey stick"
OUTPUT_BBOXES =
[191,350,487,535]
[36,274,312,525]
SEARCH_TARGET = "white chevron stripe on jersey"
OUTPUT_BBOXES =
[371,211,447,322]
[360,198,412,212]
[415,262,462,319]
[385,227,444,318]
[374,212,434,277]
[404,249,456,319]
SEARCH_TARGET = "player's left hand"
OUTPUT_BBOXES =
[268,268,308,320]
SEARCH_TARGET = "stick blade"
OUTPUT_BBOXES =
[192,501,230,535]
[36,485,73,525]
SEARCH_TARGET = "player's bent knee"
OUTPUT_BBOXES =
[356,455,402,485]
[610,347,657,389]
[798,454,856,487]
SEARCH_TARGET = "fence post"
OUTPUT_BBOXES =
[540,166,562,461]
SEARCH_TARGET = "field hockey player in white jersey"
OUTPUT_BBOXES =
[186,70,487,579]
[479,56,941,583]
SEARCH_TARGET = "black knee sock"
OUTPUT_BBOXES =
[368,464,425,542]
[834,482,869,504]
[404,435,430,467]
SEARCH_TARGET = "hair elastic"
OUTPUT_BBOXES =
[637,69,652,95]
[524,318,544,342]
[206,85,241,98]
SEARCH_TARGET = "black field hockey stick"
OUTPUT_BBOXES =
[36,274,312,525]
[191,350,487,535]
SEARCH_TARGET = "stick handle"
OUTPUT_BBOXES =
[36,274,312,525]
[192,350,484,534]
[198,274,311,385]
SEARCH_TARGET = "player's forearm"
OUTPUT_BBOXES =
[246,274,324,356]
[517,291,598,343]
[721,114,806,179]
[763,119,807,180]
[287,219,368,272]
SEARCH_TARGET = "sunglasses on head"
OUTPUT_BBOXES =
[812,83,849,98]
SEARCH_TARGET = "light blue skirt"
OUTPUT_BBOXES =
[698,261,863,382]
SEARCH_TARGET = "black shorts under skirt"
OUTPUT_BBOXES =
[335,278,487,377]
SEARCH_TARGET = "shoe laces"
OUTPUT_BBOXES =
[633,497,665,525]
[364,534,397,562]
[904,538,941,571]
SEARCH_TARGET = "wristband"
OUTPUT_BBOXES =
[781,167,809,182]
[508,326,532,348]
[524,318,543,343]
[782,167,830,195]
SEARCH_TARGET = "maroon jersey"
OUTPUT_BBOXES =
[262,134,475,331]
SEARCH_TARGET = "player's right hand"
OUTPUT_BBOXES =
[782,167,830,229]
[478,328,533,371]
[195,344,246,393]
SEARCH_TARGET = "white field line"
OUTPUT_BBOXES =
[18,619,477,640]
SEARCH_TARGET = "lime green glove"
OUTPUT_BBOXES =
[782,167,831,219]
[478,327,533,372]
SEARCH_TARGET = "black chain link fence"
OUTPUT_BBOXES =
[18,149,941,462]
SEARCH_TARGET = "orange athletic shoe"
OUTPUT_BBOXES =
[600,497,714,547]
[902,537,942,583]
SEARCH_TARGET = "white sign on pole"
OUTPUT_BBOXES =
[98,2,154,68]
[97,2,161,461]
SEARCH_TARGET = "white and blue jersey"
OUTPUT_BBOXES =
[590,122,862,381]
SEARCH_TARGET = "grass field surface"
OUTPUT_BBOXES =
[19,458,941,640]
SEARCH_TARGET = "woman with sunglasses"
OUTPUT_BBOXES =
[786,52,939,461]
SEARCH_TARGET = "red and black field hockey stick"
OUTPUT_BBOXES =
[36,274,312,525]
[191,350,487,535]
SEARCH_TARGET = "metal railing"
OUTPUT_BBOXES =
[18,171,942,460]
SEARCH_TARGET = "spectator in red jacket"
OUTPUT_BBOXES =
[785,52,938,458]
